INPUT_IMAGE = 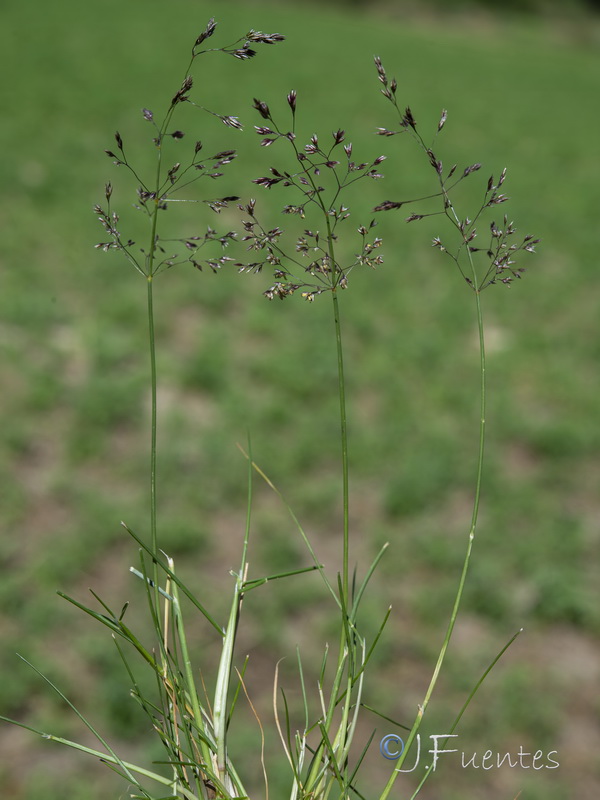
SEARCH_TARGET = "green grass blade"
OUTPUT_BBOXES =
[112,635,157,723]
[168,558,216,786]
[57,591,123,636]
[14,655,148,791]
[349,543,389,622]
[213,582,242,786]
[347,728,376,798]
[130,567,175,601]
[242,564,321,592]
[237,444,339,606]
[58,588,161,672]
[296,646,309,736]
[349,606,392,687]
[316,720,344,788]
[318,642,330,690]
[226,655,249,730]
[0,718,176,799]
[360,703,411,732]
[122,521,223,634]
[407,628,524,800]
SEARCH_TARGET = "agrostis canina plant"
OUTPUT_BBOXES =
[1,16,538,800]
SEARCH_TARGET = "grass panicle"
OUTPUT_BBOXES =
[371,55,538,799]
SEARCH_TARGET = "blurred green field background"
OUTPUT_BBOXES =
[1,0,599,798]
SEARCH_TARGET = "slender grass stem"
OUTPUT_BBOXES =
[471,287,486,531]
[144,95,177,615]
[147,276,158,562]
[379,251,486,800]
[408,628,522,800]
[169,563,215,798]
[304,229,356,800]
[282,134,351,604]
[331,288,350,604]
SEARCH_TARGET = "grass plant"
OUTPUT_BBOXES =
[6,5,596,800]
[4,12,537,799]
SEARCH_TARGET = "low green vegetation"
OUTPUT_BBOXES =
[0,1,598,798]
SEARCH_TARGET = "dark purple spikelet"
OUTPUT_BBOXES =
[373,200,403,212]
[220,115,243,129]
[172,76,193,106]
[287,90,297,113]
[304,134,319,154]
[376,127,402,137]
[232,46,257,60]
[195,18,217,46]
[252,176,282,189]
[246,30,285,44]
[426,149,443,175]
[167,163,181,184]
[374,56,387,85]
[463,163,482,177]
[402,107,417,130]
[253,98,271,120]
